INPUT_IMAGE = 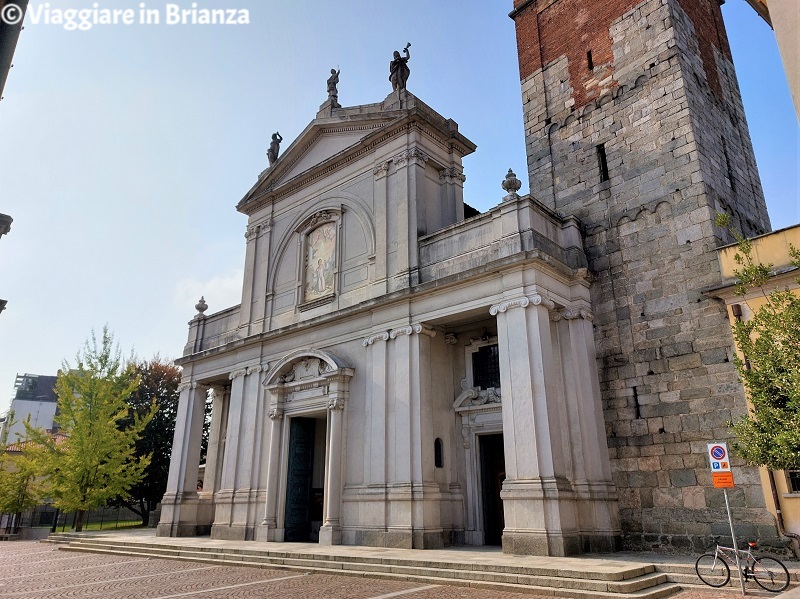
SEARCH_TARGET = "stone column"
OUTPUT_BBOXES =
[386,323,442,549]
[211,368,246,539]
[438,166,466,226]
[202,385,226,496]
[363,332,390,485]
[256,393,284,542]
[238,224,260,330]
[388,148,427,290]
[562,308,621,551]
[320,380,348,545]
[372,162,389,295]
[490,294,580,556]
[158,380,208,537]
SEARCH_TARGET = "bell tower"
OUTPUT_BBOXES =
[511,0,776,551]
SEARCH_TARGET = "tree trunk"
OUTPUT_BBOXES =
[74,509,85,532]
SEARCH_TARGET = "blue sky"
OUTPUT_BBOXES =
[0,0,797,412]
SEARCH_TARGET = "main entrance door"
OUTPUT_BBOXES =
[284,417,317,542]
[479,433,506,546]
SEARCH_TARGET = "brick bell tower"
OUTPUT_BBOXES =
[510,0,777,551]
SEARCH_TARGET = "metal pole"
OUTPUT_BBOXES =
[724,488,746,596]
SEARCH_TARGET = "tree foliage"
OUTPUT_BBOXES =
[0,412,43,531]
[25,327,156,531]
[120,357,181,525]
[716,214,800,471]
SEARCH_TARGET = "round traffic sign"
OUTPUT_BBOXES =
[711,445,726,460]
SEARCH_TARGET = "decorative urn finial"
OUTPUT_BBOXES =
[195,296,208,316]
[501,168,522,201]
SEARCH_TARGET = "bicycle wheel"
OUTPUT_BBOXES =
[751,556,790,592]
[695,553,731,587]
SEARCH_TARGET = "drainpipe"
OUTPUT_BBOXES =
[767,470,800,559]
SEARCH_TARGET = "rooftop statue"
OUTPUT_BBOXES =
[390,43,411,91]
[327,68,340,105]
[267,132,283,166]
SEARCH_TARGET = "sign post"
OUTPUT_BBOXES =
[708,442,745,596]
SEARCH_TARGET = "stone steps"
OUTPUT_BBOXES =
[50,535,681,599]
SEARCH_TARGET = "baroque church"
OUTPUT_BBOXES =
[158,0,777,555]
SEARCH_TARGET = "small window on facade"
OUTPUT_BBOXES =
[597,144,610,182]
[587,50,594,70]
[788,471,800,493]
[434,438,444,468]
[472,344,501,390]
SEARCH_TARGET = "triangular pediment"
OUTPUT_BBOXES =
[237,91,477,215]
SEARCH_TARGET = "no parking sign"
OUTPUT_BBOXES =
[707,442,734,488]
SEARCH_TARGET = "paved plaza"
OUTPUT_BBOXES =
[0,540,786,598]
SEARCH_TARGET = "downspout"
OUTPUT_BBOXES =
[767,469,800,559]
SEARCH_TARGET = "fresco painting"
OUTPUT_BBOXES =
[305,222,336,301]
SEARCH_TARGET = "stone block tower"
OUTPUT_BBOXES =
[511,0,776,550]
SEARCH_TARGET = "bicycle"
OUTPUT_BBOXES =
[695,537,790,592]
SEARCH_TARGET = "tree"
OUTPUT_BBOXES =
[716,214,800,471]
[26,327,156,532]
[120,357,181,525]
[0,412,43,533]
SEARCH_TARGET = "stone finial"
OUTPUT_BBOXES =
[195,296,208,316]
[501,168,522,202]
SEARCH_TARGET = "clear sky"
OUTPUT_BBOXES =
[0,0,797,412]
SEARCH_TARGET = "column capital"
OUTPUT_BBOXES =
[490,294,555,315]
[362,331,390,346]
[268,407,283,420]
[327,396,345,410]
[177,381,198,393]
[562,308,594,321]
[393,147,429,167]
[229,368,248,380]
[373,161,389,179]
[389,323,436,339]
[246,364,263,375]
[439,166,466,184]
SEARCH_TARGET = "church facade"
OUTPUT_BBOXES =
[159,0,779,555]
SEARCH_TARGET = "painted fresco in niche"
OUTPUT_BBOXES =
[304,222,336,301]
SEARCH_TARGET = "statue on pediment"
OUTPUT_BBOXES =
[267,132,283,166]
[390,43,411,91]
[327,68,340,105]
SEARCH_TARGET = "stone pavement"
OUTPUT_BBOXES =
[0,536,794,598]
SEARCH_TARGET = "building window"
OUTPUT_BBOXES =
[597,144,610,182]
[472,344,501,390]
[788,471,800,493]
[434,438,444,468]
[587,50,594,70]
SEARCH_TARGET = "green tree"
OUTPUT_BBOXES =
[0,412,43,533]
[26,327,156,532]
[120,357,181,525]
[716,214,800,470]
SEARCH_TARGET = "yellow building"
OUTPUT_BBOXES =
[743,0,800,121]
[712,224,800,551]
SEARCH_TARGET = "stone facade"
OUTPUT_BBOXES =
[159,0,782,555]
[510,0,776,551]
[158,90,621,555]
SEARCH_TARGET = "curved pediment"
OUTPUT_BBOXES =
[264,348,353,388]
